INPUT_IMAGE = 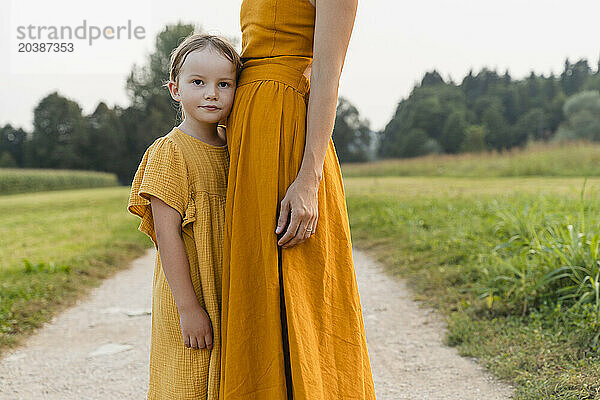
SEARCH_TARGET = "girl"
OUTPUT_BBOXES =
[220,0,377,398]
[127,33,241,399]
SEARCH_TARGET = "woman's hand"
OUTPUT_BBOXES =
[179,304,214,350]
[275,175,320,248]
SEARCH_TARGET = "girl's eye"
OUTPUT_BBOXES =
[219,82,230,88]
[193,79,204,85]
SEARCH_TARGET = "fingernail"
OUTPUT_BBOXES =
[275,227,281,233]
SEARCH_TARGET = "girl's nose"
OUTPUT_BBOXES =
[204,86,218,100]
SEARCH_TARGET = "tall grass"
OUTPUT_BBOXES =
[0,168,119,195]
[482,179,600,346]
[342,140,600,178]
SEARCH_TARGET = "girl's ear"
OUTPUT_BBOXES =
[167,80,181,102]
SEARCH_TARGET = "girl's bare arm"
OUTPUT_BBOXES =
[276,0,358,248]
[150,196,213,350]
[150,196,199,310]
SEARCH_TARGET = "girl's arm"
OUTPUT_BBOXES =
[150,196,213,350]
[275,0,358,248]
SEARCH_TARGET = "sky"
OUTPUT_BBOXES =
[1,0,600,133]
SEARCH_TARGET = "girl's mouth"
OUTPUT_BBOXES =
[200,105,220,111]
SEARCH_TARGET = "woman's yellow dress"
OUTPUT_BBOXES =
[221,0,377,398]
[127,127,229,399]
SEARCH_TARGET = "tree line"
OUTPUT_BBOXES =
[1,22,599,184]
[379,59,600,158]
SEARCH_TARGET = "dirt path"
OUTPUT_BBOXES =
[353,251,513,399]
[0,248,513,399]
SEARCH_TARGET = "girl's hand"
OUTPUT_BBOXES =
[179,304,214,350]
[275,175,320,248]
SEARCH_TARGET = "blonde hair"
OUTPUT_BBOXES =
[165,33,243,120]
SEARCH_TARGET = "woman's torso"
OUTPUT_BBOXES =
[240,0,316,61]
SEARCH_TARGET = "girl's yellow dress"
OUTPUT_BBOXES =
[221,0,377,398]
[127,126,229,400]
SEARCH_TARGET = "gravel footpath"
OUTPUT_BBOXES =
[0,248,513,399]
[354,251,513,399]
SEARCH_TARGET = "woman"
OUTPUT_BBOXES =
[221,0,377,398]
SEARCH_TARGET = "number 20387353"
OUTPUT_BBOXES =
[18,42,74,52]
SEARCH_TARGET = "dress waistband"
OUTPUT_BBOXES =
[238,57,311,97]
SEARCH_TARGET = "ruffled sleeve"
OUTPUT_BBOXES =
[127,137,195,249]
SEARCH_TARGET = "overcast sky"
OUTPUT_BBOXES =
[1,0,600,133]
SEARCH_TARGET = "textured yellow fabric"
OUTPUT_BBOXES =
[240,0,315,59]
[220,0,377,398]
[127,127,229,400]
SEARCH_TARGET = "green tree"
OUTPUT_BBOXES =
[440,111,467,153]
[501,87,520,124]
[554,91,600,141]
[420,70,445,87]
[377,57,600,157]
[378,81,466,158]
[400,128,431,157]
[512,108,547,146]
[0,124,27,167]
[86,102,127,175]
[561,59,591,96]
[332,97,372,162]
[0,151,17,167]
[460,125,487,153]
[29,92,88,169]
[481,105,510,150]
[461,68,502,107]
[473,95,503,120]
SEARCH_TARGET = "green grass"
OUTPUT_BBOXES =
[0,187,149,353]
[345,176,600,399]
[342,140,600,178]
[0,168,119,195]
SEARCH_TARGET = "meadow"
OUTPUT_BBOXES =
[0,187,149,350]
[2,141,600,399]
[346,176,600,399]
[344,141,600,398]
[343,140,600,178]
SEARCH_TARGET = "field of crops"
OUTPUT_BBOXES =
[0,168,119,195]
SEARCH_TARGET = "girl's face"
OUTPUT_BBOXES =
[169,47,237,124]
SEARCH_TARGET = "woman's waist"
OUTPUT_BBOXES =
[238,56,312,95]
